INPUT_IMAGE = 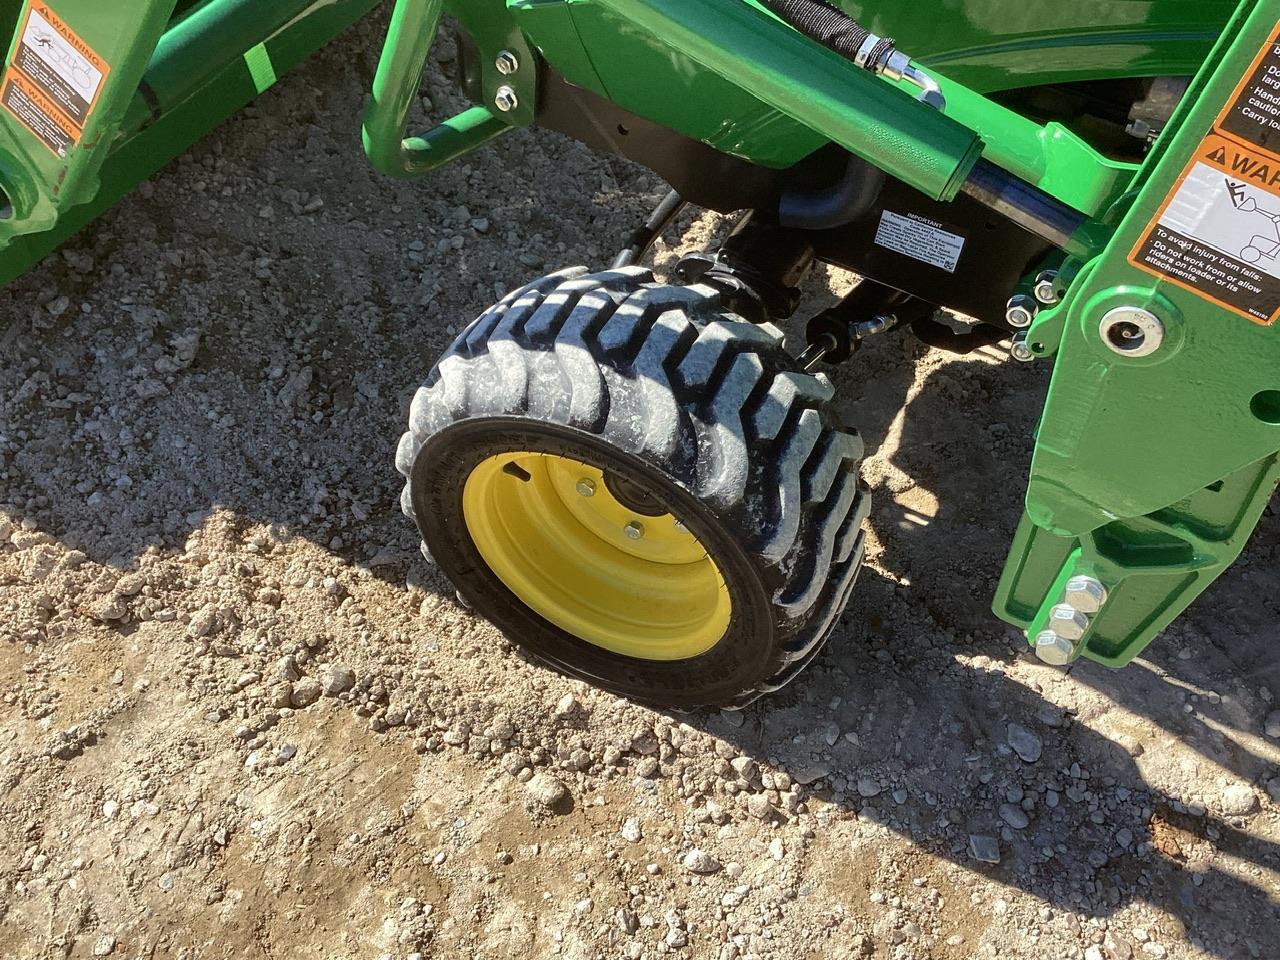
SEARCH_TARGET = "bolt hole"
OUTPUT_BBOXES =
[616,124,630,136]
[1250,389,1280,424]
[1105,320,1145,352]
[1031,342,1044,353]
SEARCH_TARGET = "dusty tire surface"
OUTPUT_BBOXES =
[0,13,1276,960]
[397,267,869,708]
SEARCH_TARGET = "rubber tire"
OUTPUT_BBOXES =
[395,266,870,709]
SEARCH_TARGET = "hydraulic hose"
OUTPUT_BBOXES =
[758,0,895,68]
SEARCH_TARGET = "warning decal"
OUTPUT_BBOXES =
[2,72,73,156]
[0,3,110,156]
[1130,29,1280,325]
[874,210,966,273]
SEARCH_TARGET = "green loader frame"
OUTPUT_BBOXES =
[1,0,1277,703]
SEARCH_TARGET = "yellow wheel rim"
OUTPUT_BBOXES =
[462,452,732,660]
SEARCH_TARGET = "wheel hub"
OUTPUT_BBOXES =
[461,452,732,660]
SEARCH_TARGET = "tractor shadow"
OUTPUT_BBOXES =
[673,338,1280,958]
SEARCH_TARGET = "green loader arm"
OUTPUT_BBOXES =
[994,0,1280,666]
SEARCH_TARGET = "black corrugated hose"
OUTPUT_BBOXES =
[758,0,895,68]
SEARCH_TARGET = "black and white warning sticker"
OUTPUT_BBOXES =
[14,5,104,127]
[874,210,966,273]
[1,72,73,156]
[0,3,110,156]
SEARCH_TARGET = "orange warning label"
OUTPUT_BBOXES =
[0,2,110,156]
[2,69,74,156]
[1129,30,1280,325]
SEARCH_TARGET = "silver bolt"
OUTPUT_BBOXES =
[1063,575,1108,614]
[1048,603,1090,641]
[1035,629,1076,665]
[1099,306,1164,358]
[495,50,519,75]
[1010,331,1035,363]
[575,478,596,498]
[624,521,645,541]
[1033,270,1060,305]
[1006,294,1038,329]
[494,86,519,112]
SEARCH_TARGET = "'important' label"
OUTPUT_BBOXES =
[1130,29,1280,324]
[0,3,109,157]
[874,210,965,273]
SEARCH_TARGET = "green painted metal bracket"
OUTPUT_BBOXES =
[362,0,537,179]
[995,0,1280,666]
[0,0,380,286]
[0,0,178,248]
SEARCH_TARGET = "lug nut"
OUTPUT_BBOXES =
[1005,294,1038,329]
[1033,270,1060,305]
[1048,603,1089,641]
[494,86,519,112]
[624,521,645,540]
[1035,629,1076,665]
[575,478,596,497]
[1010,331,1034,363]
[1064,575,1108,613]
[495,50,519,75]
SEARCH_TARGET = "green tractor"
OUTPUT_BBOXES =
[2,0,1278,709]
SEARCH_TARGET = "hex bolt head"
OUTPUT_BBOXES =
[1063,575,1108,614]
[495,50,519,75]
[624,521,645,541]
[1033,270,1060,305]
[1048,603,1090,641]
[494,86,519,112]
[1006,294,1038,329]
[1010,331,1035,363]
[575,478,596,498]
[1035,629,1076,665]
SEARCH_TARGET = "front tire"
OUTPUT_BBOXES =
[395,267,869,709]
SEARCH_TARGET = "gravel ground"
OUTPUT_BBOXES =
[2,16,1279,960]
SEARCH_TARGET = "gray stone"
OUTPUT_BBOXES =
[1218,782,1258,816]
[681,848,722,874]
[526,773,568,809]
[290,677,323,708]
[1006,723,1043,763]
[1264,710,1280,739]
[856,777,882,798]
[322,664,355,695]
[999,803,1030,829]
[746,794,777,821]
[969,835,1001,863]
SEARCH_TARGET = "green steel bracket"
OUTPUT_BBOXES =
[0,0,177,248]
[0,0,380,286]
[995,0,1280,666]
[362,0,536,179]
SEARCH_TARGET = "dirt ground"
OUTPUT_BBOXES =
[2,15,1279,960]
